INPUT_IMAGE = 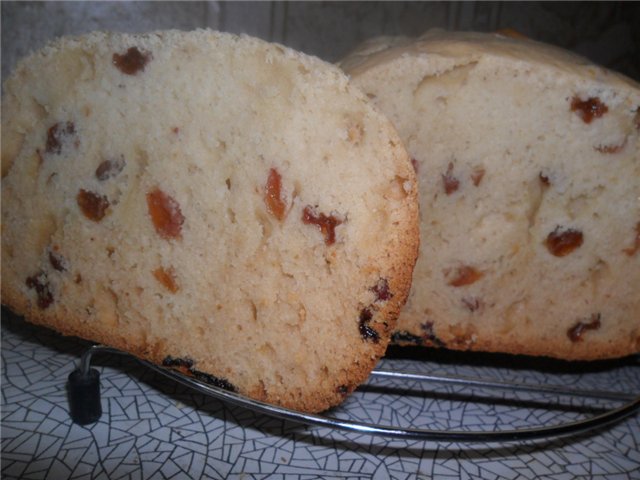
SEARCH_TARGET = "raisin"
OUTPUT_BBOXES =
[447,265,483,287]
[162,356,195,369]
[411,158,419,173]
[95,157,126,181]
[442,162,459,195]
[594,139,626,154]
[462,297,482,312]
[421,322,446,348]
[264,168,286,221]
[471,166,485,186]
[634,107,640,131]
[112,47,151,75]
[46,122,76,155]
[358,307,379,343]
[146,188,184,240]
[336,385,350,397]
[567,313,601,342]
[622,222,640,256]
[77,189,110,222]
[545,226,583,257]
[49,249,67,272]
[570,96,608,124]
[371,278,392,302]
[26,272,53,309]
[391,331,424,345]
[539,172,551,187]
[153,267,179,293]
[190,369,237,392]
[302,205,343,246]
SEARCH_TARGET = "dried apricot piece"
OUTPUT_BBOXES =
[264,168,287,221]
[447,265,483,287]
[153,266,179,293]
[302,205,342,245]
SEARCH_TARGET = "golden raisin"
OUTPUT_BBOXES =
[622,222,640,256]
[112,47,151,75]
[264,168,286,221]
[545,227,583,257]
[570,96,608,124]
[447,265,483,287]
[302,205,343,246]
[77,189,110,222]
[153,267,179,293]
[442,162,459,195]
[470,166,485,187]
[146,188,184,240]
[567,313,601,342]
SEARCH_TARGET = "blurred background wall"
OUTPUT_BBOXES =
[2,1,640,84]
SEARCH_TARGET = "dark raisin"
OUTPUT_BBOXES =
[570,96,608,124]
[26,272,53,309]
[46,122,76,155]
[190,369,237,392]
[336,385,350,397]
[162,356,195,369]
[49,250,67,272]
[358,307,379,343]
[567,313,601,342]
[112,47,151,75]
[462,297,482,312]
[95,157,126,181]
[147,188,184,239]
[264,168,286,221]
[421,322,446,348]
[302,205,343,246]
[539,172,550,186]
[391,331,424,345]
[545,226,583,257]
[371,278,392,302]
[77,189,110,222]
[442,162,459,195]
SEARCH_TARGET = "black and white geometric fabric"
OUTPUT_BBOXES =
[2,310,639,479]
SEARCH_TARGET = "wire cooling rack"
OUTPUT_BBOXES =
[69,344,640,443]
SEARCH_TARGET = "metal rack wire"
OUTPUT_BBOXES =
[70,345,640,443]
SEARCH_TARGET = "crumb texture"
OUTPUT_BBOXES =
[341,29,640,361]
[1,30,419,411]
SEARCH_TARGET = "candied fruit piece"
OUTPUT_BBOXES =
[358,307,380,343]
[371,278,393,302]
[567,313,601,342]
[623,222,640,256]
[545,226,583,257]
[77,189,110,222]
[26,272,53,309]
[146,188,184,240]
[447,265,483,287]
[96,157,126,181]
[153,266,179,293]
[46,122,76,155]
[112,47,151,75]
[264,168,287,221]
[570,96,608,124]
[442,162,459,194]
[302,205,343,246]
[471,166,485,186]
